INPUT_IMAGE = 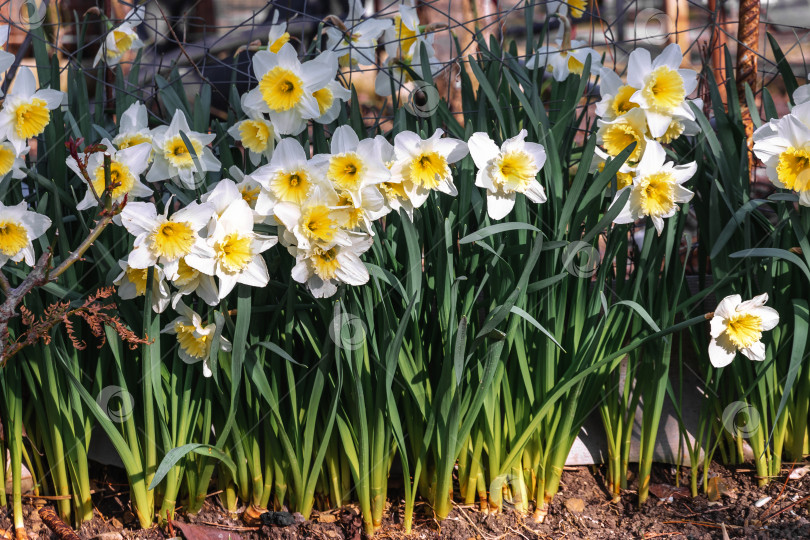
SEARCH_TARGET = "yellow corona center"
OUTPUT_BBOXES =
[125,266,156,296]
[109,30,135,58]
[0,220,28,256]
[381,181,408,203]
[150,221,196,260]
[393,16,418,57]
[409,151,448,190]
[601,122,644,162]
[164,135,203,168]
[567,55,585,76]
[776,147,810,192]
[269,32,291,53]
[271,169,310,204]
[116,133,152,151]
[240,184,262,208]
[175,322,210,359]
[338,193,365,229]
[92,161,135,199]
[616,170,633,190]
[492,151,537,192]
[313,246,340,279]
[329,153,365,191]
[302,205,338,243]
[724,312,763,350]
[568,0,588,18]
[657,120,685,144]
[259,67,305,112]
[637,172,676,218]
[239,120,271,154]
[612,85,639,117]
[215,233,253,273]
[174,258,198,287]
[14,98,50,140]
[642,65,685,112]
[313,86,334,115]
[0,145,16,176]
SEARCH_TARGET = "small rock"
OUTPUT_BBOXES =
[755,496,772,508]
[565,498,585,513]
[260,511,295,527]
[293,512,305,524]
[92,533,123,540]
[110,517,123,529]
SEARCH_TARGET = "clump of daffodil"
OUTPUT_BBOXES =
[0,67,65,154]
[753,101,810,205]
[468,130,547,220]
[243,43,339,135]
[93,7,145,67]
[611,140,696,235]
[147,109,221,188]
[709,293,779,367]
[388,128,468,209]
[0,201,51,268]
[162,301,231,376]
[67,138,152,212]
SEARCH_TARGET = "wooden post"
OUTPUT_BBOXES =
[736,0,760,178]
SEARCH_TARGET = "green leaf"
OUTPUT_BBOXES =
[148,444,237,490]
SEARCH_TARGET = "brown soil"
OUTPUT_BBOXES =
[5,462,809,539]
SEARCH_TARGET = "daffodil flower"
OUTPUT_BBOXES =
[67,138,152,212]
[289,232,373,298]
[526,37,601,82]
[162,301,231,376]
[93,7,144,67]
[253,138,326,215]
[548,0,589,18]
[0,201,51,268]
[611,140,696,235]
[267,9,291,53]
[170,257,220,307]
[626,43,698,139]
[596,107,649,165]
[389,129,468,208]
[120,200,216,280]
[313,80,352,125]
[147,109,221,188]
[0,30,15,93]
[201,178,265,224]
[468,130,547,220]
[274,184,352,250]
[0,67,65,154]
[375,135,414,219]
[227,94,278,166]
[243,44,339,135]
[752,102,810,205]
[114,102,153,157]
[325,0,393,67]
[709,293,779,367]
[192,199,278,299]
[312,125,390,208]
[0,142,28,180]
[795,84,810,106]
[113,259,171,313]
[595,68,640,122]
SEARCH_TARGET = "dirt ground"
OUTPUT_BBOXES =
[4,461,809,539]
